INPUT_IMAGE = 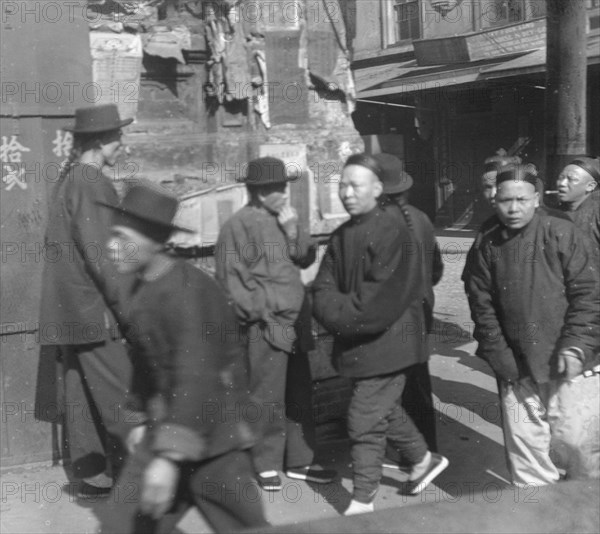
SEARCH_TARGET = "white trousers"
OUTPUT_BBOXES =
[499,372,600,486]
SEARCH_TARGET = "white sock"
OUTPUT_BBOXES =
[409,451,432,481]
[259,470,278,477]
[344,499,374,516]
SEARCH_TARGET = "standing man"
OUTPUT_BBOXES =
[556,156,600,248]
[215,157,335,491]
[465,164,600,486]
[313,153,448,516]
[39,104,135,497]
[373,153,444,460]
[98,182,268,533]
[373,153,443,459]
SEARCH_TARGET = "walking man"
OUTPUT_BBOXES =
[98,182,268,533]
[313,153,448,515]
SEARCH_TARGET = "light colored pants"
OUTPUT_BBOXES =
[499,372,600,487]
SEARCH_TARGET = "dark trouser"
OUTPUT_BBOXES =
[386,362,437,464]
[247,336,314,473]
[97,445,269,534]
[347,370,429,503]
[285,343,316,469]
[61,340,133,481]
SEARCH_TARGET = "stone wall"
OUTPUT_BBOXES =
[122,1,363,441]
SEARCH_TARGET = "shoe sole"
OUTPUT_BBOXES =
[408,455,449,495]
[76,489,112,500]
[258,484,282,491]
[382,463,412,474]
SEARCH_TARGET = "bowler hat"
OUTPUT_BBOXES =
[99,181,193,241]
[372,153,414,195]
[65,104,133,134]
[238,157,293,186]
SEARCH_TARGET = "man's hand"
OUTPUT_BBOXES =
[140,457,180,520]
[126,425,146,454]
[557,349,584,381]
[277,206,299,239]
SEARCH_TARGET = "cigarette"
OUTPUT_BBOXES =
[545,190,559,194]
[485,469,512,485]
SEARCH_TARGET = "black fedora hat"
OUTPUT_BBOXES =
[99,181,193,241]
[64,103,133,134]
[238,156,295,186]
[372,153,414,195]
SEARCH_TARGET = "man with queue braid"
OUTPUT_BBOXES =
[374,153,443,465]
[40,104,137,498]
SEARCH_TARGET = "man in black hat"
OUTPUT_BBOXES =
[39,103,135,497]
[464,163,600,486]
[373,153,443,463]
[97,181,268,533]
[215,157,335,491]
[556,156,600,250]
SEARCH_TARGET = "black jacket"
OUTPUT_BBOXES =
[313,207,427,378]
[465,211,599,383]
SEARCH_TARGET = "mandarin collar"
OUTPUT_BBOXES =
[349,206,380,226]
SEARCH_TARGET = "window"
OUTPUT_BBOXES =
[589,0,600,32]
[383,0,422,46]
[393,0,421,41]
[480,0,526,28]
[480,0,547,29]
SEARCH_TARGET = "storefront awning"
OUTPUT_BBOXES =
[482,35,600,79]
[355,55,514,99]
[358,64,484,98]
[355,35,600,99]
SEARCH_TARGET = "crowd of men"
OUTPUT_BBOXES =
[40,104,599,533]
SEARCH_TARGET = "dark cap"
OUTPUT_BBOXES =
[343,153,383,180]
[372,153,414,194]
[568,156,600,182]
[496,163,538,188]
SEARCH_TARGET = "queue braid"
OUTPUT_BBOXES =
[394,193,414,232]
[57,143,81,184]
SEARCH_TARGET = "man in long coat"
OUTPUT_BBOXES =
[39,104,135,496]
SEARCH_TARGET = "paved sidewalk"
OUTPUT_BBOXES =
[2,235,597,533]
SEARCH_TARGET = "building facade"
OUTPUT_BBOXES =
[349,0,600,226]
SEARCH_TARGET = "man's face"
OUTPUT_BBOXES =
[556,164,597,203]
[339,165,382,217]
[257,182,289,214]
[495,180,539,230]
[481,170,497,207]
[101,137,124,167]
[107,225,161,274]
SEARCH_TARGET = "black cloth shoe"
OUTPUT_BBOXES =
[256,473,282,491]
[76,482,112,500]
